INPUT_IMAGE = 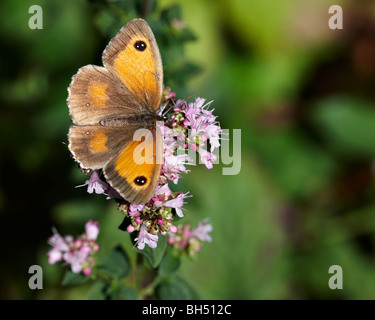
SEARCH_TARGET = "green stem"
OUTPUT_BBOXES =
[133,252,160,299]
[134,252,143,292]
[138,277,159,299]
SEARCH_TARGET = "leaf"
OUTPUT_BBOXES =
[158,252,181,277]
[136,235,167,268]
[161,5,182,23]
[96,245,131,279]
[156,275,199,300]
[62,270,89,286]
[313,96,375,156]
[85,281,107,300]
[107,285,138,300]
[177,28,197,43]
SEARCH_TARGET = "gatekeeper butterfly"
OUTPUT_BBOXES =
[67,19,164,204]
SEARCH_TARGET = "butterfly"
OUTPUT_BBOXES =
[67,19,164,204]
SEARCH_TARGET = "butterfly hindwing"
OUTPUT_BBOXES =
[104,126,163,204]
[68,125,138,170]
[102,19,163,111]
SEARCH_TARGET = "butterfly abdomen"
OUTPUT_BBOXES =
[99,114,163,127]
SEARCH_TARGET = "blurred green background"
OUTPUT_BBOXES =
[2,0,375,299]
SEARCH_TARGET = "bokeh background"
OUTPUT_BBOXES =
[2,0,375,299]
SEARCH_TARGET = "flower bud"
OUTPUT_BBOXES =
[83,268,92,276]
[183,228,191,238]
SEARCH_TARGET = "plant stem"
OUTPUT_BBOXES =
[142,0,153,18]
[138,277,159,299]
[134,252,143,292]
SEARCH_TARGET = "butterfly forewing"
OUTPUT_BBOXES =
[68,65,146,126]
[102,19,163,111]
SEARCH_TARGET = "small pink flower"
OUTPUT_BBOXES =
[127,225,135,233]
[162,154,190,184]
[135,225,159,250]
[76,171,108,195]
[129,203,145,217]
[197,148,217,169]
[47,229,70,264]
[164,192,191,218]
[48,249,63,264]
[191,221,213,242]
[182,98,222,154]
[205,124,221,151]
[85,220,99,240]
[153,184,172,197]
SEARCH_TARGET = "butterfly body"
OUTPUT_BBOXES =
[98,113,164,127]
[67,19,164,204]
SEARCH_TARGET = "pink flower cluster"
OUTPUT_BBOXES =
[47,220,100,276]
[167,220,213,256]
[118,183,191,250]
[161,97,222,178]
[73,95,219,251]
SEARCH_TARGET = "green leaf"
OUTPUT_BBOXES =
[62,270,90,286]
[97,245,131,279]
[85,281,107,300]
[136,235,167,268]
[156,275,199,300]
[161,5,182,23]
[177,28,197,42]
[158,252,181,277]
[107,285,138,300]
[313,96,375,156]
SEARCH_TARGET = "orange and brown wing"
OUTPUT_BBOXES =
[102,19,163,111]
[67,65,146,126]
[104,126,163,204]
[68,125,138,170]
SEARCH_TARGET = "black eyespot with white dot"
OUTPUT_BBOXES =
[134,40,147,51]
[134,176,147,186]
